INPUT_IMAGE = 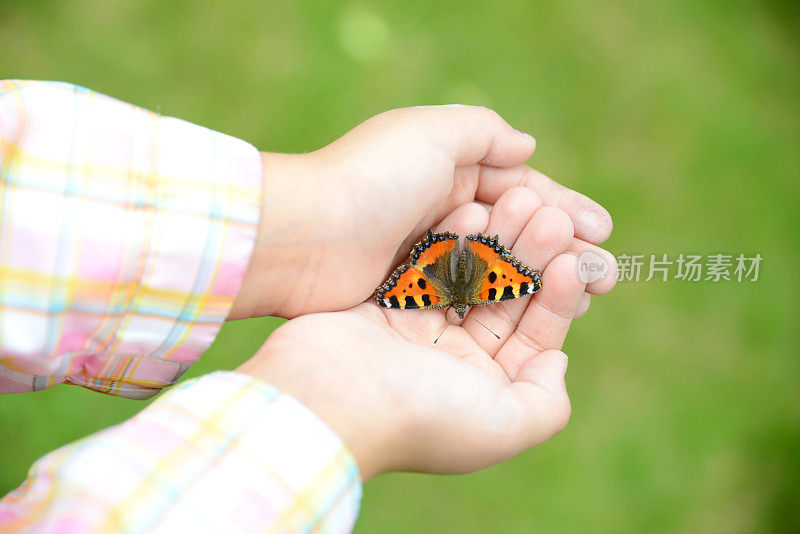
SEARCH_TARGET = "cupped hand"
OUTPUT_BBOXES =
[237,192,605,479]
[229,105,615,319]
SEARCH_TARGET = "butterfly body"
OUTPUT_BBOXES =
[375,230,542,319]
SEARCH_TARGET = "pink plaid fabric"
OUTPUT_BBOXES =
[0,371,362,533]
[0,81,363,532]
[0,80,262,398]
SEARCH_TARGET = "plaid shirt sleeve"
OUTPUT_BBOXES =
[0,371,363,533]
[0,80,262,399]
[0,81,363,532]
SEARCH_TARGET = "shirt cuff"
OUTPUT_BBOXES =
[0,80,262,398]
[0,371,363,533]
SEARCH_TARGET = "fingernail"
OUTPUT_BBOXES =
[516,129,535,141]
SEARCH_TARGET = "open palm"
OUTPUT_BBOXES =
[239,193,599,478]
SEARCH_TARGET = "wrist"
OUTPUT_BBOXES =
[235,363,388,482]
[228,151,318,320]
[235,326,406,480]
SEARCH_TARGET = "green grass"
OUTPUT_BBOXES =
[1,1,798,531]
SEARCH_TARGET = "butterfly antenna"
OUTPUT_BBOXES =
[466,314,500,339]
[433,314,458,344]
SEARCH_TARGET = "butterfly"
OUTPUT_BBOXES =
[374,229,543,321]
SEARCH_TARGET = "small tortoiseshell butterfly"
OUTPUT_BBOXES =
[374,230,543,320]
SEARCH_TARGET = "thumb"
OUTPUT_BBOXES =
[508,350,571,450]
[394,105,536,168]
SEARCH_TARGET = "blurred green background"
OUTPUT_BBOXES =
[1,1,798,532]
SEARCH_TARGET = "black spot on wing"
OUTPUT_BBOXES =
[520,282,529,294]
[404,295,419,309]
[421,294,431,306]
[389,295,400,308]
[487,271,497,283]
[487,287,497,301]
[418,278,427,289]
[501,285,516,300]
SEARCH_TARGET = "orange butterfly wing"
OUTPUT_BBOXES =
[465,234,542,305]
[374,230,457,310]
[409,230,459,272]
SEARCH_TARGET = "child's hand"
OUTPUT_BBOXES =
[228,105,614,319]
[237,193,601,479]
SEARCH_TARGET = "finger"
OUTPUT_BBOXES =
[465,205,574,353]
[475,186,542,244]
[574,292,591,319]
[494,253,586,380]
[567,238,618,295]
[400,105,536,168]
[432,201,491,236]
[506,350,571,449]
[476,165,612,244]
